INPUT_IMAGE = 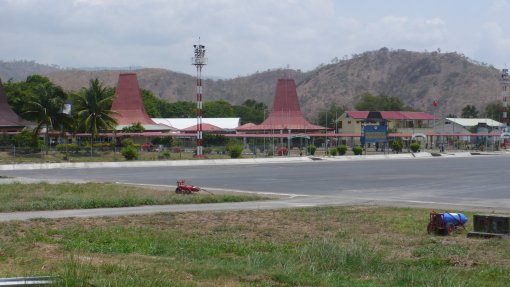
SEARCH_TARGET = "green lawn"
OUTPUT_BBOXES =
[1,206,509,286]
[0,182,268,212]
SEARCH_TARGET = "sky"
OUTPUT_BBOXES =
[1,0,510,78]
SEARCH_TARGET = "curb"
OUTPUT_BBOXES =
[0,151,506,171]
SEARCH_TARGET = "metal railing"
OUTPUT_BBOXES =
[0,276,54,286]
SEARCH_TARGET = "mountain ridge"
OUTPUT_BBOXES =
[0,48,504,118]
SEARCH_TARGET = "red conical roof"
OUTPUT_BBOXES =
[111,73,156,125]
[237,79,325,132]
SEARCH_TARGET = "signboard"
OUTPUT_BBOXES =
[362,125,387,144]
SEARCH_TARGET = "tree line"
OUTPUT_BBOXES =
[4,75,508,148]
[2,75,270,151]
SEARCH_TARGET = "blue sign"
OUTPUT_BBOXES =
[362,125,388,144]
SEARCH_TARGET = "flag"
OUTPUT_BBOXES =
[62,100,72,115]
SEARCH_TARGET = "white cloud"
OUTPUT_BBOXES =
[0,0,509,77]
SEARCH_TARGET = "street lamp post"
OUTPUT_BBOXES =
[192,39,207,157]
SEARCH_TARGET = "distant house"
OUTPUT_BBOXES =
[338,111,436,134]
[436,118,503,134]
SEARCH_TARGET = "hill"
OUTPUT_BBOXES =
[0,60,60,82]
[1,49,504,118]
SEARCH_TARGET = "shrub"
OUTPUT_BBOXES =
[121,145,139,160]
[227,145,243,158]
[159,151,171,159]
[337,145,348,155]
[92,142,111,151]
[121,138,134,147]
[352,145,363,155]
[329,148,337,156]
[276,146,288,156]
[150,136,172,147]
[11,130,41,152]
[172,147,183,153]
[227,139,243,158]
[122,122,145,133]
[203,147,213,154]
[391,139,403,153]
[307,144,317,155]
[56,143,80,153]
[410,142,420,153]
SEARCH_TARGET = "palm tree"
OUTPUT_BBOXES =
[22,82,68,154]
[74,79,118,155]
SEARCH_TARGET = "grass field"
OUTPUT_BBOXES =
[1,206,509,286]
[0,182,268,212]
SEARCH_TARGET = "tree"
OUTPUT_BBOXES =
[140,89,162,118]
[461,105,479,118]
[355,92,413,111]
[22,81,68,154]
[484,101,506,123]
[5,75,54,116]
[233,99,268,124]
[203,100,235,117]
[74,79,117,154]
[122,122,145,133]
[317,104,346,129]
[164,101,195,118]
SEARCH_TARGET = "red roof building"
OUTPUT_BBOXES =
[0,80,32,132]
[237,79,325,133]
[338,110,436,136]
[181,123,224,133]
[344,111,435,121]
[111,73,172,131]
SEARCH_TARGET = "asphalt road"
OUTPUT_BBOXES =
[1,155,509,211]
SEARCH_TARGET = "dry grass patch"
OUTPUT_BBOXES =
[1,206,510,286]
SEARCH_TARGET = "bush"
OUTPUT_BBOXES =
[307,144,317,155]
[352,146,363,155]
[227,145,243,158]
[337,145,348,155]
[391,139,403,153]
[11,130,41,152]
[150,136,172,147]
[227,139,243,158]
[158,151,171,159]
[121,145,139,160]
[56,143,80,153]
[172,147,183,153]
[329,148,337,156]
[276,146,288,156]
[121,138,134,147]
[410,142,420,153]
[93,142,111,151]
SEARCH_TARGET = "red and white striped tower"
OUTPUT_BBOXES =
[192,39,207,157]
[501,69,509,127]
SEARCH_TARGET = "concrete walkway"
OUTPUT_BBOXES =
[0,151,507,171]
